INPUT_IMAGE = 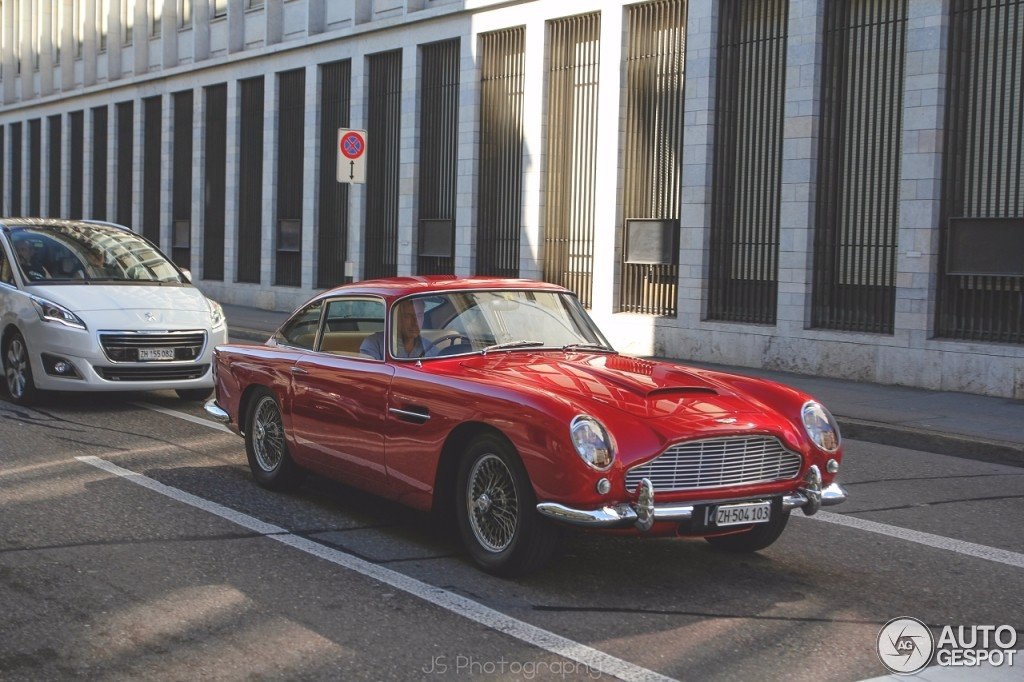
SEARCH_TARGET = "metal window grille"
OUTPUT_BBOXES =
[364,50,402,280]
[544,13,601,308]
[237,76,264,284]
[116,102,133,229]
[92,106,108,221]
[29,119,40,216]
[11,123,22,216]
[172,91,193,270]
[416,38,460,276]
[276,69,305,287]
[620,0,687,316]
[812,0,907,334]
[317,60,351,289]
[48,115,62,217]
[69,112,84,220]
[142,97,162,244]
[708,0,787,324]
[476,27,525,279]
[937,0,1024,343]
[203,84,227,281]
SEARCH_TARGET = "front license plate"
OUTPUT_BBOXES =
[714,501,771,527]
[138,348,176,361]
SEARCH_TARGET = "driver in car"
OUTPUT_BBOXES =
[360,298,426,360]
[14,239,51,281]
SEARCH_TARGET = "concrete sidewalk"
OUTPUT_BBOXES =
[220,302,1024,466]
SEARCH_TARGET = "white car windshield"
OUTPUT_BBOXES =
[9,224,187,284]
[394,290,614,359]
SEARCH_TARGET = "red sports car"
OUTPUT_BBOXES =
[206,277,847,575]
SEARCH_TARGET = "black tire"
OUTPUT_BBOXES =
[705,510,791,552]
[176,388,213,402]
[3,330,40,406]
[244,388,302,491]
[455,433,558,576]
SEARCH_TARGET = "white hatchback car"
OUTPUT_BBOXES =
[0,219,228,405]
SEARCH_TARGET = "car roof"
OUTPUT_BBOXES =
[0,218,132,233]
[313,276,572,302]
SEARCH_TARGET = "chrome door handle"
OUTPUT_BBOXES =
[290,366,309,375]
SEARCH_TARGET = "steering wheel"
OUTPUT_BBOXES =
[422,331,471,357]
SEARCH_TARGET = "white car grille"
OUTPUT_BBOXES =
[625,436,802,492]
[99,331,207,363]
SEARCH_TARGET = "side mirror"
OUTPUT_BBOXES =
[180,268,193,283]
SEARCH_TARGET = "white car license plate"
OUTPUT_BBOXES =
[138,348,176,361]
[714,502,771,527]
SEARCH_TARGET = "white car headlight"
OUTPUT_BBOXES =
[30,296,87,330]
[801,401,841,452]
[570,415,615,470]
[208,299,225,328]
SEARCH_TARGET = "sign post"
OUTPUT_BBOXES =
[337,128,367,184]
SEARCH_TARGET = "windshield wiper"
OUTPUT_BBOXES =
[482,340,544,354]
[561,343,617,354]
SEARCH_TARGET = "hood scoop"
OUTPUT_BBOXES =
[645,386,718,399]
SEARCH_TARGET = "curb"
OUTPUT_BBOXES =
[227,327,273,343]
[837,417,1024,467]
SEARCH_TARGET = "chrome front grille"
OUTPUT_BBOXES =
[625,436,802,492]
[99,331,207,363]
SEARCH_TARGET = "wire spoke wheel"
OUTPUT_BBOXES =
[466,453,519,553]
[252,396,285,473]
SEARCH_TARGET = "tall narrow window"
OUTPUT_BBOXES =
[476,27,525,278]
[116,101,134,228]
[543,13,601,308]
[69,111,84,219]
[149,0,162,36]
[237,76,264,284]
[92,106,109,221]
[172,91,193,269]
[48,116,62,218]
[98,0,110,52]
[937,0,1024,344]
[317,60,352,289]
[73,0,84,59]
[417,39,460,275]
[812,0,907,334]
[142,96,162,243]
[179,0,192,28]
[708,0,787,324]
[122,0,134,45]
[29,120,41,216]
[276,69,304,287]
[11,124,23,216]
[203,84,227,281]
[52,0,62,65]
[213,0,227,19]
[364,50,402,280]
[620,0,687,316]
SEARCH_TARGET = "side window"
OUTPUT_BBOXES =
[0,245,13,285]
[320,298,385,357]
[274,300,324,350]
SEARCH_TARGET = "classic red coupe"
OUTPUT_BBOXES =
[206,277,847,575]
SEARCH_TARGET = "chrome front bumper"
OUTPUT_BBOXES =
[203,399,231,423]
[536,465,848,531]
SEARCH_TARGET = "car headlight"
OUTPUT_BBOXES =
[570,415,615,470]
[30,296,87,330]
[801,401,841,452]
[208,299,225,328]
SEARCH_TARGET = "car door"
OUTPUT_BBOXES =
[289,296,394,491]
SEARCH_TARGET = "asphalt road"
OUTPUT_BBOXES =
[1,389,1022,681]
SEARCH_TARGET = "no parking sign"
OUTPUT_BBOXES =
[337,129,367,184]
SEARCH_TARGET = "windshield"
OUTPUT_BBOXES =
[8,224,187,285]
[391,290,614,360]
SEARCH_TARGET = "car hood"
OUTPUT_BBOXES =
[453,353,772,423]
[28,283,211,313]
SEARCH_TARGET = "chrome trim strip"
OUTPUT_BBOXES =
[389,407,430,421]
[820,482,848,506]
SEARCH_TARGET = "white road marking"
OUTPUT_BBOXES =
[130,401,233,434]
[803,511,1024,570]
[75,455,676,682]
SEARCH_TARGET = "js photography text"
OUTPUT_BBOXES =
[422,655,603,678]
